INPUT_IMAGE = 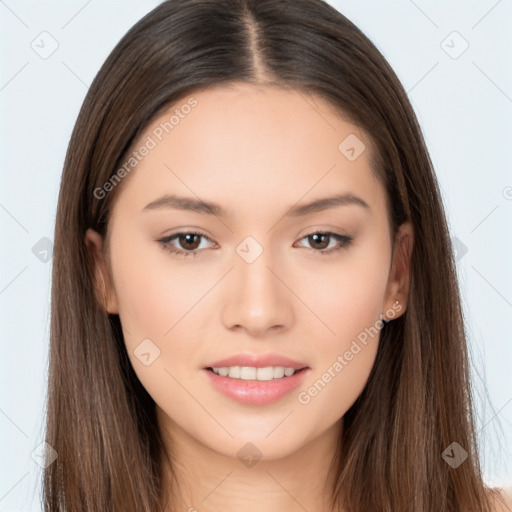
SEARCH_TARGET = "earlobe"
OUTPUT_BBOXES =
[84,228,119,314]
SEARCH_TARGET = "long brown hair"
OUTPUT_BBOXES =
[43,0,501,510]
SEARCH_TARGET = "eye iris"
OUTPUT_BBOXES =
[179,233,201,250]
[309,233,329,250]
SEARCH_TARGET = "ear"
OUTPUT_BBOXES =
[383,220,414,321]
[84,228,118,314]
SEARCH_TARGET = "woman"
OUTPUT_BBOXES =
[43,0,511,510]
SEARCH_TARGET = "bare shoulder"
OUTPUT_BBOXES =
[490,486,512,512]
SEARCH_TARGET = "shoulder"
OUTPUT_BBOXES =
[489,486,512,512]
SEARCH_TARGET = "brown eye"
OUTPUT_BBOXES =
[177,233,201,251]
[158,231,214,257]
[158,230,353,258]
[307,233,330,250]
[296,231,353,255]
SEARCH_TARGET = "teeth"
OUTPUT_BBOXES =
[211,366,299,380]
[273,366,285,378]
[228,366,240,378]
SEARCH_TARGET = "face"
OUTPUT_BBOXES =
[86,82,412,462]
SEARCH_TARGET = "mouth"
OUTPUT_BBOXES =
[202,359,311,405]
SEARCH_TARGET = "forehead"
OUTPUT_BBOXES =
[109,82,386,224]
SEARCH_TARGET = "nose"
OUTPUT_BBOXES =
[221,246,294,337]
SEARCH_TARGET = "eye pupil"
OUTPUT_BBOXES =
[309,233,329,250]
[180,233,201,250]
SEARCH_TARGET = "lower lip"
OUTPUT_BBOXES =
[203,368,310,405]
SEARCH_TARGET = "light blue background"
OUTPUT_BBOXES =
[1,1,511,510]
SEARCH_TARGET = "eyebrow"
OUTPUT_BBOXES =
[141,193,371,217]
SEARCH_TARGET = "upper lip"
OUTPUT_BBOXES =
[204,353,309,370]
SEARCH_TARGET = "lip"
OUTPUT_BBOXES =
[204,353,309,370]
[203,366,310,405]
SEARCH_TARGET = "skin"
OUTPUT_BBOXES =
[85,82,414,512]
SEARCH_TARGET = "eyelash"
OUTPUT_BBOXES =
[157,230,353,258]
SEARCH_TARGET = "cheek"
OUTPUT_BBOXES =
[108,237,205,410]
[295,239,389,415]
[302,239,390,343]
[109,234,208,342]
